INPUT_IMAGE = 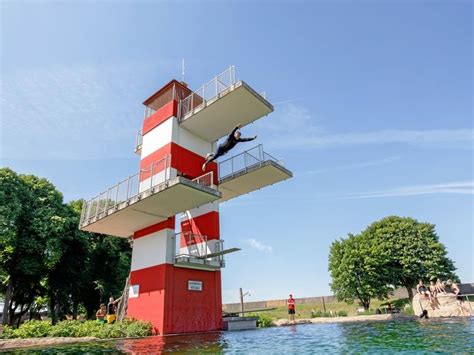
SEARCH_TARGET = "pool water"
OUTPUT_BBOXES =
[5,318,474,354]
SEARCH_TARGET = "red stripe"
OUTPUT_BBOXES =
[142,101,177,135]
[180,211,220,246]
[133,217,176,240]
[139,143,218,184]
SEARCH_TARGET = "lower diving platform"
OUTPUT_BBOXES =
[80,171,220,238]
[218,145,292,202]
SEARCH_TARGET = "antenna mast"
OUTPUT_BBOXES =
[181,58,185,82]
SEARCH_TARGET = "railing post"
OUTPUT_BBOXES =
[105,188,110,212]
[126,175,131,200]
[150,162,154,189]
[114,183,119,207]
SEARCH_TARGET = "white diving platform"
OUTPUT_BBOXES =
[80,173,220,238]
[178,66,273,142]
[218,145,292,202]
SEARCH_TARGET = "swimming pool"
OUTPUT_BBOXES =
[6,318,474,353]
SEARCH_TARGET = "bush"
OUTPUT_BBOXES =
[337,310,348,317]
[9,320,51,338]
[0,319,153,339]
[311,310,332,318]
[255,314,272,328]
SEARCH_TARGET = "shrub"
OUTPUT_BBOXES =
[337,310,348,317]
[255,314,272,328]
[11,320,50,338]
[311,310,323,318]
[403,305,414,316]
[48,321,82,337]
[0,319,152,339]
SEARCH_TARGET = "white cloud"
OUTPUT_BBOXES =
[256,102,473,151]
[346,181,474,199]
[244,238,273,253]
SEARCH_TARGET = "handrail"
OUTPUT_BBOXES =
[175,231,225,264]
[178,66,236,120]
[218,144,285,181]
[80,154,171,226]
[192,171,215,189]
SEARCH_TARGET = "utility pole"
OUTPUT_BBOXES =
[239,288,250,317]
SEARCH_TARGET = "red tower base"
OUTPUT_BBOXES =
[127,264,222,335]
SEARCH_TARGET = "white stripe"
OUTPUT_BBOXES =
[139,168,177,193]
[181,201,219,221]
[131,229,176,271]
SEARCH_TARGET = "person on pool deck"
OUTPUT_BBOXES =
[202,124,257,171]
[96,303,107,324]
[287,294,296,321]
[107,296,122,324]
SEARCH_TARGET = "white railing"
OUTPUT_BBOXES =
[178,66,236,120]
[134,130,143,153]
[175,232,225,267]
[218,144,284,181]
[192,171,215,189]
[80,155,171,226]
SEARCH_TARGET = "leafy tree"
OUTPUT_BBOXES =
[328,233,392,310]
[360,216,457,300]
[0,168,131,325]
[0,169,65,325]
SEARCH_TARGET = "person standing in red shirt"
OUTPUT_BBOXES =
[287,294,296,321]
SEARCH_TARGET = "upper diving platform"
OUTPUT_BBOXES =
[79,164,220,238]
[218,145,292,202]
[178,66,273,142]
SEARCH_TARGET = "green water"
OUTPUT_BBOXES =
[4,318,473,354]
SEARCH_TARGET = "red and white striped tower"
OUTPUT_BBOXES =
[127,80,222,334]
[79,66,292,335]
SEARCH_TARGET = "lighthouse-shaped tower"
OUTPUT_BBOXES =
[80,66,292,335]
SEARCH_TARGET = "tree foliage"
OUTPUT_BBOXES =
[328,216,458,307]
[329,234,392,310]
[0,168,131,325]
[360,216,457,300]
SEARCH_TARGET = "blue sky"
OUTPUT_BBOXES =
[1,0,472,303]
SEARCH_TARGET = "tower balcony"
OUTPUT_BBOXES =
[79,160,221,238]
[218,144,292,202]
[178,66,273,142]
[174,232,240,271]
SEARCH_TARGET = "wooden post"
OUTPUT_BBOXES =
[322,296,326,312]
[240,288,244,316]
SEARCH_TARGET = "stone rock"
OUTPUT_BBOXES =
[412,293,472,317]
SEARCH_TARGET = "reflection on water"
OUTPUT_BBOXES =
[5,318,474,354]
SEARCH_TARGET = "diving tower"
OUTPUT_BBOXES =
[79,65,292,335]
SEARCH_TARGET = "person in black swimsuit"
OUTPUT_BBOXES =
[202,124,257,171]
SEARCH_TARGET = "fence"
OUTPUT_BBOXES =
[80,155,171,226]
[178,66,236,120]
[218,144,284,181]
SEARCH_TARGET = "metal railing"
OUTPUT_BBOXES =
[192,171,215,189]
[218,144,284,181]
[175,232,225,267]
[80,155,171,226]
[134,130,143,153]
[178,66,236,120]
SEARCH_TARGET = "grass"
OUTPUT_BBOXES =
[247,298,407,321]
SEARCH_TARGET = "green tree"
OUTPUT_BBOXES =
[360,216,457,300]
[0,169,65,325]
[328,233,392,310]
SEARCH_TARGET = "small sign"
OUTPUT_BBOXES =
[188,280,203,291]
[129,284,139,298]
